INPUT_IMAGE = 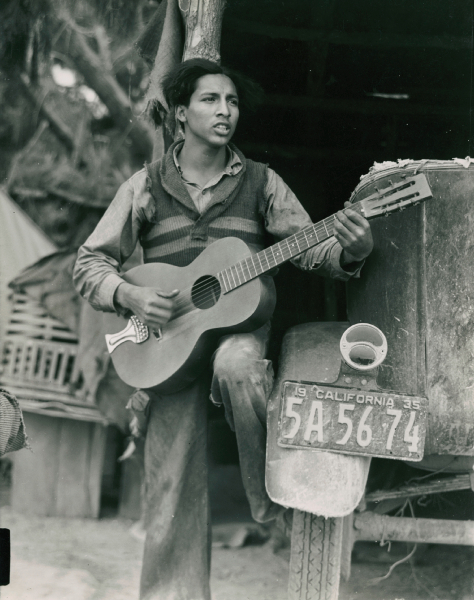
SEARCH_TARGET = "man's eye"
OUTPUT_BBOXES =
[229,99,239,106]
[203,97,215,102]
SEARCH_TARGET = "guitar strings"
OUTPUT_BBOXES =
[161,215,335,318]
[215,217,336,297]
[169,217,336,308]
[165,216,338,319]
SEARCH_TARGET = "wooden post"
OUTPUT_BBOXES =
[138,0,229,518]
[354,512,474,546]
[180,0,226,62]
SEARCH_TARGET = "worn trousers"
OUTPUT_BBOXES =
[139,322,282,600]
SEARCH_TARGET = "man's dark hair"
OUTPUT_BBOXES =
[161,58,264,112]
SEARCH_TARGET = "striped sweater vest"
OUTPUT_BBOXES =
[140,143,268,267]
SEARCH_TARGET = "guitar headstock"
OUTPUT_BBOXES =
[355,174,432,220]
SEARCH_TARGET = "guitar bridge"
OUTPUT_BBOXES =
[105,315,149,354]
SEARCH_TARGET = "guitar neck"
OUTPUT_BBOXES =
[218,203,363,294]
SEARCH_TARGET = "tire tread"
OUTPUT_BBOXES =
[288,511,343,600]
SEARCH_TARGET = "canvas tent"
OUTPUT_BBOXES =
[0,188,57,336]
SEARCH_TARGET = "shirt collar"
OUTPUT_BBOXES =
[173,140,243,178]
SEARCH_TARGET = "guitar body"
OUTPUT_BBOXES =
[103,237,276,392]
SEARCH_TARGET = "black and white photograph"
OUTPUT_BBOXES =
[0,1,473,599]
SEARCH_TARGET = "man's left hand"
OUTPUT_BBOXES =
[335,201,374,265]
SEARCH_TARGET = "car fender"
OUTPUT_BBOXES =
[266,322,371,517]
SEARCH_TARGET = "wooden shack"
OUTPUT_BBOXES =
[0,290,108,518]
[0,195,108,518]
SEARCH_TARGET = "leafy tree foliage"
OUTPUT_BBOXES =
[0,0,158,248]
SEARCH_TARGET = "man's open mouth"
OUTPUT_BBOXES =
[214,123,230,133]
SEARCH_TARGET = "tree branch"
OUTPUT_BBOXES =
[18,73,75,152]
[4,120,50,192]
[94,25,114,74]
[55,24,153,159]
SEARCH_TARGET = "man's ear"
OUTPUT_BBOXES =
[176,105,187,124]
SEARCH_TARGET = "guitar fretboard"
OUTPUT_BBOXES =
[217,207,355,293]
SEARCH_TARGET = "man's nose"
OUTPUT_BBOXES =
[216,98,230,116]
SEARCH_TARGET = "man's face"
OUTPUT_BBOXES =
[177,74,239,148]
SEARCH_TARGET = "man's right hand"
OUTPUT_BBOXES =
[114,282,179,330]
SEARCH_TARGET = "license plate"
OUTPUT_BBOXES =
[277,380,427,461]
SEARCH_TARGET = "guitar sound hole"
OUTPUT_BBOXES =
[191,275,221,309]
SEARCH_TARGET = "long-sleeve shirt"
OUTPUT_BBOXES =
[73,147,363,313]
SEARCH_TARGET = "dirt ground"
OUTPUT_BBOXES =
[1,506,473,600]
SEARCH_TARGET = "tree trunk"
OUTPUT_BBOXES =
[164,0,225,145]
[180,0,226,62]
[55,25,153,160]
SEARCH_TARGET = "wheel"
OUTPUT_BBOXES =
[288,510,343,600]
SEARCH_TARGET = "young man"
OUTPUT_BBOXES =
[73,59,373,600]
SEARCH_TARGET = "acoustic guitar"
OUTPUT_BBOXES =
[104,173,432,391]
